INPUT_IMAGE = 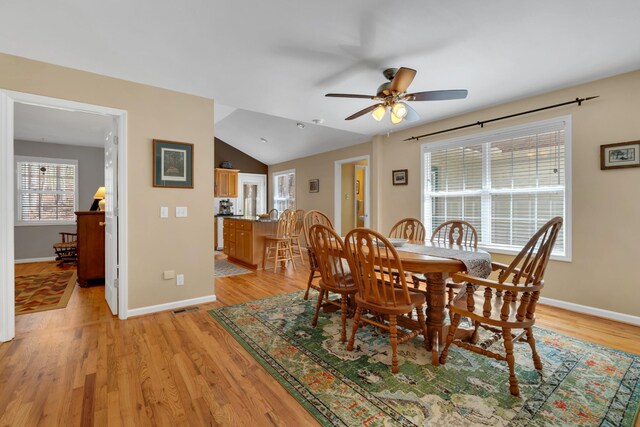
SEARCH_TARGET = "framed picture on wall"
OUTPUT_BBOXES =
[392,169,408,185]
[153,139,194,188]
[600,141,640,170]
[309,179,319,193]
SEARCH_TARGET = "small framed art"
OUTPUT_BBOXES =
[153,139,194,188]
[309,179,319,193]
[600,141,640,170]
[392,169,408,185]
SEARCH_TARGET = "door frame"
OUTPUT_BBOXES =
[334,155,370,234]
[0,90,129,342]
[236,173,267,216]
[353,164,367,228]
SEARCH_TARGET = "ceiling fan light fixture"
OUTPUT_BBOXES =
[391,102,408,119]
[390,111,403,125]
[371,105,386,121]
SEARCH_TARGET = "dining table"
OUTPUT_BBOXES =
[381,240,492,365]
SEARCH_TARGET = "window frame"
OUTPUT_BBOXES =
[272,168,296,212]
[420,115,572,262]
[14,155,79,227]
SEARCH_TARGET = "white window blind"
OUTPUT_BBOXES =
[422,117,570,259]
[15,156,78,224]
[273,169,296,212]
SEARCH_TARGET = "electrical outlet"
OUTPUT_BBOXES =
[176,206,188,217]
[176,274,184,286]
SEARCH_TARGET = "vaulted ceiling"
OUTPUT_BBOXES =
[2,1,639,164]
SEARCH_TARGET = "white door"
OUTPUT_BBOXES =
[237,173,267,216]
[104,121,118,315]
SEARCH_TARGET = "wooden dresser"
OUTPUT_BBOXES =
[75,211,105,286]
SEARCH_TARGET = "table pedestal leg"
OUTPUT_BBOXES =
[425,272,446,355]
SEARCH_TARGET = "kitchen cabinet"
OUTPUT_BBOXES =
[214,168,239,197]
[222,218,276,268]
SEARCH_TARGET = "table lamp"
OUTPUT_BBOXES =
[91,186,106,211]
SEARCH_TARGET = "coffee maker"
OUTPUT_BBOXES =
[218,199,233,215]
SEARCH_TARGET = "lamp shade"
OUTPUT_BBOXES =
[371,105,386,122]
[93,186,106,199]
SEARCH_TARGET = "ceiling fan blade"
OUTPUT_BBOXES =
[407,89,468,101]
[389,67,417,93]
[345,103,383,120]
[326,93,376,99]
[403,103,421,122]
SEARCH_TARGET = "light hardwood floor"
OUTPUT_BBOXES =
[2,257,639,426]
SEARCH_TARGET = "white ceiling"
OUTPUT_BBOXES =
[2,1,640,164]
[14,102,113,147]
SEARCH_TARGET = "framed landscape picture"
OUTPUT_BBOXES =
[600,141,640,170]
[392,169,408,185]
[153,139,194,188]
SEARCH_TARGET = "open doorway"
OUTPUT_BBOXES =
[334,155,370,236]
[0,91,128,342]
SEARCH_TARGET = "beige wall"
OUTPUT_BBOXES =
[379,70,640,317]
[267,70,640,317]
[268,142,374,230]
[0,53,215,310]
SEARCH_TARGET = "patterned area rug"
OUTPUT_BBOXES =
[15,271,76,315]
[214,258,252,278]
[210,291,640,426]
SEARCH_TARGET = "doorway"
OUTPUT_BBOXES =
[0,90,128,342]
[334,155,370,236]
[237,173,267,217]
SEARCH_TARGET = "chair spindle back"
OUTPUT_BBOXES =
[388,218,426,242]
[308,224,352,292]
[431,220,478,248]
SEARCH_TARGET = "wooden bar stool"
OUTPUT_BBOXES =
[262,211,296,272]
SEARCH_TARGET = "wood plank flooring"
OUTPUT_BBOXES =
[2,258,639,426]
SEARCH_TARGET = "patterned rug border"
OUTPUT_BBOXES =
[209,290,640,426]
[15,270,77,315]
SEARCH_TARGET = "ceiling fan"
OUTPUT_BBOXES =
[325,67,468,124]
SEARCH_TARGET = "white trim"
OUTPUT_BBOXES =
[334,155,371,234]
[0,90,129,341]
[237,173,267,215]
[539,296,640,327]
[271,168,296,211]
[127,294,217,317]
[15,257,56,264]
[0,91,15,342]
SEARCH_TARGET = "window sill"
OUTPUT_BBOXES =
[479,244,571,263]
[15,221,76,227]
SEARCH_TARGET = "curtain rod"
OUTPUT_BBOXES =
[403,96,599,142]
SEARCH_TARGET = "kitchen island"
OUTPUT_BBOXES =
[223,217,277,269]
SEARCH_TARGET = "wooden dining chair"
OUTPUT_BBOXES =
[53,232,78,265]
[414,220,479,308]
[262,211,297,272]
[388,218,426,241]
[439,217,563,396]
[302,210,334,299]
[344,228,430,374]
[290,209,306,266]
[308,224,358,342]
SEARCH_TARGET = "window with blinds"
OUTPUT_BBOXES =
[422,116,570,259]
[273,169,296,213]
[15,156,78,225]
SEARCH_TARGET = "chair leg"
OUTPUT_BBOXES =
[526,327,543,370]
[289,243,297,270]
[340,295,348,342]
[262,241,269,270]
[273,242,280,273]
[389,315,399,373]
[347,306,362,351]
[471,320,481,344]
[439,313,461,365]
[295,237,305,266]
[447,286,455,322]
[415,305,429,351]
[304,267,315,300]
[502,327,520,396]
[311,289,325,327]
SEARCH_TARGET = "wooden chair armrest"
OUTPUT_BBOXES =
[491,261,510,271]
[451,272,543,293]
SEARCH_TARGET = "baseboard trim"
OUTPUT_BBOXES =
[539,296,640,326]
[128,295,217,318]
[15,257,56,264]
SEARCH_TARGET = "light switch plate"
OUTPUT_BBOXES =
[176,206,188,217]
[160,207,169,218]
[163,270,175,280]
